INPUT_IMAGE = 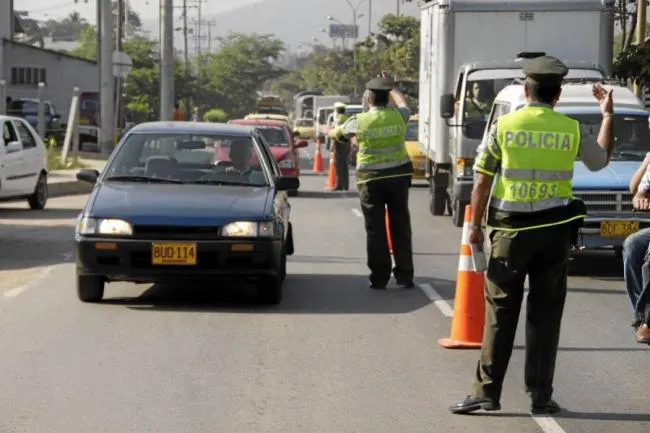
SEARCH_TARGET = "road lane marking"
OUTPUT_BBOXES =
[1,251,74,301]
[418,283,453,317]
[3,286,27,298]
[532,415,569,433]
[351,208,363,218]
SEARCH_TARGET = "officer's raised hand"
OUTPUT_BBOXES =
[592,84,613,115]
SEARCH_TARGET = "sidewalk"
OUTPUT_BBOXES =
[48,158,106,198]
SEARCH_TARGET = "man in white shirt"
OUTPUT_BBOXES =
[623,153,650,344]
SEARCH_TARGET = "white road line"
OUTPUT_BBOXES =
[351,208,363,218]
[3,286,27,298]
[532,415,569,433]
[417,283,453,317]
[1,251,73,301]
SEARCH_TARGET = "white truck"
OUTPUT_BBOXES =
[417,0,615,226]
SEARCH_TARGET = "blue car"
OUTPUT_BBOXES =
[74,121,299,305]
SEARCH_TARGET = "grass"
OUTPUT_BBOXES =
[46,142,88,171]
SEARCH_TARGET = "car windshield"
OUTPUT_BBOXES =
[258,126,289,147]
[295,119,312,127]
[406,121,418,141]
[103,133,269,186]
[568,113,650,161]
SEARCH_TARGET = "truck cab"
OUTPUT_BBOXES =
[484,82,650,254]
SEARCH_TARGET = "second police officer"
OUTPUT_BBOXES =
[448,56,614,414]
[331,102,351,191]
[329,76,415,289]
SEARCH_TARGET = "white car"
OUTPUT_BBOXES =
[0,115,48,209]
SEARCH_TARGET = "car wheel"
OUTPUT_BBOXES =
[285,222,295,255]
[255,275,282,305]
[27,173,48,210]
[77,275,105,302]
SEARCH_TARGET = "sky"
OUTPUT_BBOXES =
[16,0,262,25]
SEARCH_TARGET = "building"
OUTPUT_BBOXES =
[0,1,98,118]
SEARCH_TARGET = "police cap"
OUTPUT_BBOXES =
[522,55,568,85]
[365,77,394,91]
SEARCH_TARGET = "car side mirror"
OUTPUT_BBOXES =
[76,169,100,184]
[5,141,21,153]
[462,119,487,140]
[440,94,455,119]
[294,140,308,148]
[276,176,300,191]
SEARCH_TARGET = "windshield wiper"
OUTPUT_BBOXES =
[188,179,257,186]
[105,175,183,184]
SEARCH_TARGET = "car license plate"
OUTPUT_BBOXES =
[600,221,640,238]
[151,242,197,265]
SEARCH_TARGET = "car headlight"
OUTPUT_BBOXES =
[278,159,295,168]
[76,217,133,236]
[221,221,274,237]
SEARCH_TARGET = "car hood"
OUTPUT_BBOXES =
[573,161,640,190]
[268,146,293,161]
[88,182,272,226]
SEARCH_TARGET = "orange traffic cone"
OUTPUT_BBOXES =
[385,206,393,254]
[312,140,323,174]
[325,154,336,191]
[438,204,485,349]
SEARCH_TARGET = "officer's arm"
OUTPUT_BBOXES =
[329,115,357,141]
[579,118,610,171]
[471,122,501,228]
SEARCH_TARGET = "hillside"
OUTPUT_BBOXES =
[141,0,420,53]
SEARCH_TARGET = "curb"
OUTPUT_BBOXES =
[76,151,109,161]
[48,181,93,198]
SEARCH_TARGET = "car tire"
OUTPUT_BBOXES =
[255,276,282,305]
[285,222,295,255]
[77,275,105,302]
[27,173,48,210]
[280,250,287,281]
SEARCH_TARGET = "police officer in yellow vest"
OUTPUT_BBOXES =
[449,56,615,415]
[331,102,351,191]
[329,77,414,289]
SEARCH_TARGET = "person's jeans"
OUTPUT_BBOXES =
[622,228,650,324]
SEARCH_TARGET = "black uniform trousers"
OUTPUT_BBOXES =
[357,175,414,287]
[473,223,570,403]
[334,141,350,190]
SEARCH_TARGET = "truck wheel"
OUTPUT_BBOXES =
[428,182,446,216]
[451,199,469,227]
[77,275,104,302]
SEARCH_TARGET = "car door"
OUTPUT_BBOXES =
[0,120,25,197]
[254,132,290,240]
[12,118,44,194]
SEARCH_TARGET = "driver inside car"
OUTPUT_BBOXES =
[224,140,253,174]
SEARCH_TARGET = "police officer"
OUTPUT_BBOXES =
[449,56,614,415]
[329,77,414,289]
[331,102,351,191]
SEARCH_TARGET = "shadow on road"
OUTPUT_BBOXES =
[0,207,80,220]
[554,411,650,422]
[0,223,74,272]
[569,254,622,280]
[101,273,444,314]
[513,344,648,352]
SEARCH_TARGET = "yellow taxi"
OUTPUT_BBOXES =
[405,115,426,179]
[292,118,315,140]
[245,113,290,124]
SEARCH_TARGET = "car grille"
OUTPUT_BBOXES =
[131,225,220,240]
[573,190,634,212]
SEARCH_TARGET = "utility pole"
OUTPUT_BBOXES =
[183,0,190,120]
[99,0,114,155]
[115,0,125,136]
[160,0,175,121]
[633,0,647,98]
[396,0,400,16]
[368,0,372,37]
[196,0,203,56]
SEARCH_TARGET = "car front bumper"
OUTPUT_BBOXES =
[574,214,650,251]
[76,236,283,283]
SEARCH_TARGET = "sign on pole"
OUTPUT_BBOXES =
[328,24,358,39]
[112,51,133,78]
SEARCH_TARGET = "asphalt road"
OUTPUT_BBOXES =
[0,173,648,432]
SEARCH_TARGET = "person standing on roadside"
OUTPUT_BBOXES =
[449,56,614,415]
[329,76,414,289]
[331,102,351,191]
[622,156,650,344]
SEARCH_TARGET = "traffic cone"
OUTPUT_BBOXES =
[325,153,336,191]
[385,206,393,254]
[438,204,485,349]
[312,140,323,174]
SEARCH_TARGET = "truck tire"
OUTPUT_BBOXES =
[428,181,446,216]
[451,199,469,228]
